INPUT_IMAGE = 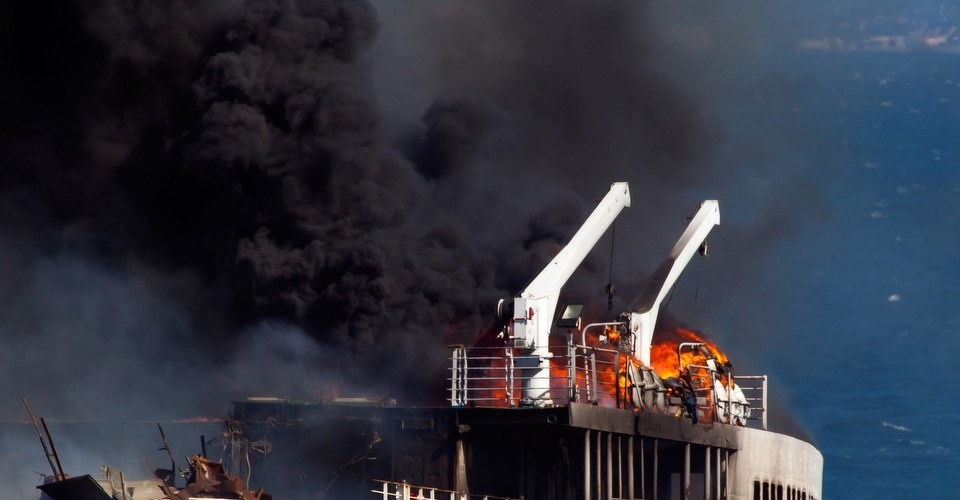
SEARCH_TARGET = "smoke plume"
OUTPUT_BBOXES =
[0,1,832,492]
[0,0,813,430]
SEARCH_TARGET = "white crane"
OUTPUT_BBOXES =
[627,200,720,367]
[506,182,630,406]
[504,184,723,407]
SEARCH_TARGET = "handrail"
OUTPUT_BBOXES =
[448,345,767,428]
[733,375,768,430]
[448,343,620,407]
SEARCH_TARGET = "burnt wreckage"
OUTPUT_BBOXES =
[221,182,822,500]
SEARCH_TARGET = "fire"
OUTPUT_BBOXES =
[605,325,621,343]
[650,327,729,379]
[465,324,731,409]
[472,351,512,406]
[597,326,733,411]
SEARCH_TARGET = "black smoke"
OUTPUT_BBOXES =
[0,0,815,427]
[0,1,829,491]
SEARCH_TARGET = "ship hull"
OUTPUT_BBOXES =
[230,399,822,499]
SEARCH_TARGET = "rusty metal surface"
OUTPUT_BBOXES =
[161,455,273,500]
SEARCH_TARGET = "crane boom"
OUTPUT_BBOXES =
[513,182,631,349]
[627,200,720,366]
[510,182,630,405]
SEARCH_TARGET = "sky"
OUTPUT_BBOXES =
[1,0,959,496]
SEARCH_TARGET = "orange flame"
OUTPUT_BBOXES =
[649,328,728,379]
[468,324,730,409]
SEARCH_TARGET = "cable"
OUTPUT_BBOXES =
[606,222,616,311]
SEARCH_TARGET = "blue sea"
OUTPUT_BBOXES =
[757,51,960,497]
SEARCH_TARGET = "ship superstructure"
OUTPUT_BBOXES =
[224,182,822,500]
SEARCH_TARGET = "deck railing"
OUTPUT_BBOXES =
[733,375,768,430]
[448,342,768,429]
[448,343,622,408]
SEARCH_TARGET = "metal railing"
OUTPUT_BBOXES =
[449,346,517,406]
[682,364,719,424]
[447,344,769,430]
[733,375,768,430]
[371,480,521,500]
[567,343,622,406]
[448,343,621,408]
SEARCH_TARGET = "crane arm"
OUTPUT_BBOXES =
[510,182,631,350]
[628,200,720,366]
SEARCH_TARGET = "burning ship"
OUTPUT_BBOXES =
[218,182,823,499]
[32,182,821,500]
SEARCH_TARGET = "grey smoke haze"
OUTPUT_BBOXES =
[0,0,820,444]
[0,1,837,492]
